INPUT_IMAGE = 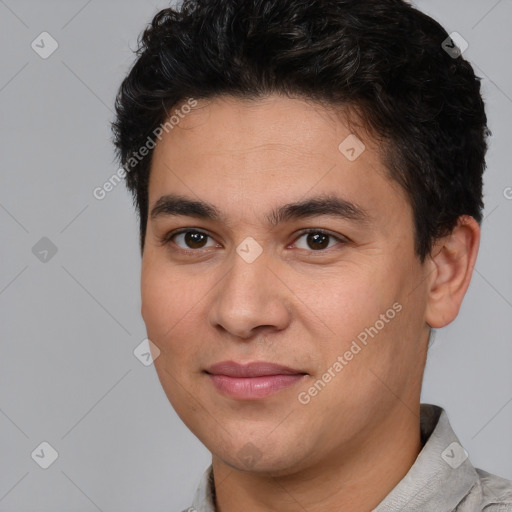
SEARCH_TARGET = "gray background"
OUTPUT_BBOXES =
[1,0,511,511]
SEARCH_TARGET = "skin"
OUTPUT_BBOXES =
[140,94,480,512]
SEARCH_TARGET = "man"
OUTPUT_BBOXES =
[111,0,512,510]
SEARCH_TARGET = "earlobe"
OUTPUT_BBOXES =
[424,215,480,328]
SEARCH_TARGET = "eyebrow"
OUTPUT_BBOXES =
[149,193,371,228]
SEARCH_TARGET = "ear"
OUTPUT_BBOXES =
[424,215,481,328]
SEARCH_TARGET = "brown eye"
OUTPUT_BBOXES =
[169,230,216,250]
[183,231,208,248]
[294,230,345,251]
[306,232,329,250]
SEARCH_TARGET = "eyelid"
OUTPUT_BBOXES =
[159,227,349,251]
[157,227,217,248]
[291,228,350,247]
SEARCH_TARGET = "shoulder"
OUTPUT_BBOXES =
[475,468,512,511]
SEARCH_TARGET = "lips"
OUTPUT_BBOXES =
[204,361,308,400]
[205,360,307,377]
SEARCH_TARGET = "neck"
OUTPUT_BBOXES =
[211,404,422,512]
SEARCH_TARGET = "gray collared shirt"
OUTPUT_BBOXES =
[181,403,512,512]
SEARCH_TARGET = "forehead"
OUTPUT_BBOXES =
[147,94,410,232]
[154,95,369,161]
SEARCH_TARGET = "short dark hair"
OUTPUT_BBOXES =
[112,0,490,261]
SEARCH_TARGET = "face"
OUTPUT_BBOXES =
[141,94,432,476]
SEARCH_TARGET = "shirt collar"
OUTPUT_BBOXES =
[372,403,479,511]
[190,403,480,512]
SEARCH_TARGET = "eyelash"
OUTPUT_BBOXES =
[158,228,348,253]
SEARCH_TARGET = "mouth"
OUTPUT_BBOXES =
[204,360,308,400]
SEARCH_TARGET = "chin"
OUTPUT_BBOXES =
[211,435,312,476]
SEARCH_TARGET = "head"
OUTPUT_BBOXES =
[112,0,488,475]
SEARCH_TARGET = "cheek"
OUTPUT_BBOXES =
[299,264,393,339]
[141,268,172,337]
[140,256,224,382]
[141,261,206,406]
[141,258,200,348]
[299,263,409,392]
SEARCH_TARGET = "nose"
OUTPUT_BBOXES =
[208,245,292,340]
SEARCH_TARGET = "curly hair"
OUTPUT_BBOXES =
[111,0,490,261]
